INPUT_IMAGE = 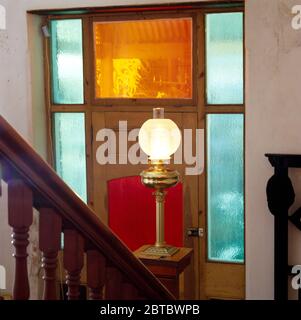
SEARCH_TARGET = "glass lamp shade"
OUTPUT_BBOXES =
[139,118,181,161]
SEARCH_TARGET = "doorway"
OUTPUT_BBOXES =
[46,4,245,300]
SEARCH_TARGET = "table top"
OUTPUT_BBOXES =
[134,245,193,275]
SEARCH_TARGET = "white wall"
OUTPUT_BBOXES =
[245,0,301,299]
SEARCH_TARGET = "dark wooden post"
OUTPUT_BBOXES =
[39,208,62,300]
[274,166,289,301]
[87,250,106,300]
[64,229,84,300]
[266,154,297,301]
[8,179,33,300]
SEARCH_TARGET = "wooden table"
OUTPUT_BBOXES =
[135,245,193,299]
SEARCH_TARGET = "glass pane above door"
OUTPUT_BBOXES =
[51,19,84,104]
[206,13,244,105]
[207,114,244,263]
[93,17,193,99]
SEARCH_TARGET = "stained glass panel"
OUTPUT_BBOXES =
[206,13,243,104]
[51,19,84,104]
[207,114,244,263]
[54,113,87,202]
[94,18,192,99]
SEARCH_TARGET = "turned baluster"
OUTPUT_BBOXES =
[105,266,122,300]
[64,229,84,300]
[8,179,33,300]
[87,250,106,300]
[121,282,139,300]
[39,209,62,300]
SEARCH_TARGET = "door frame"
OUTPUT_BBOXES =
[43,4,245,300]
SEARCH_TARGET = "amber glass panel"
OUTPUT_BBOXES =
[93,18,192,99]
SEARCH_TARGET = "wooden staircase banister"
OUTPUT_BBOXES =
[0,115,174,300]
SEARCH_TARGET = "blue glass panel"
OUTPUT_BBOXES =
[54,113,87,202]
[51,19,84,104]
[207,114,244,263]
[206,13,243,104]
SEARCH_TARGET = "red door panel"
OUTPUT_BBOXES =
[108,176,183,251]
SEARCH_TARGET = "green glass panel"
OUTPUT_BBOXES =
[207,114,244,263]
[51,19,84,104]
[54,113,87,202]
[206,13,243,104]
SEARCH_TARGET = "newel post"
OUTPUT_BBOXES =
[8,179,33,300]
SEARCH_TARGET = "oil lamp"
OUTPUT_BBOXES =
[139,108,181,256]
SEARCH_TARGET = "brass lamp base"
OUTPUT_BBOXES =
[142,245,179,257]
[140,161,179,190]
[141,160,180,258]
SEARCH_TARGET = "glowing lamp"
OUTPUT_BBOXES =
[139,109,181,161]
[139,108,181,257]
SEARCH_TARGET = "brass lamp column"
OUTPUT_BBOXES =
[139,108,181,256]
[154,190,166,248]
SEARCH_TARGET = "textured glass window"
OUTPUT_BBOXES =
[54,113,87,202]
[94,18,192,99]
[206,13,243,105]
[51,19,84,104]
[207,114,244,263]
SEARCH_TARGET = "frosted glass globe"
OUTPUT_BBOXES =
[139,118,181,161]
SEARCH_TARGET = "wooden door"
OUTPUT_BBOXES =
[91,111,199,299]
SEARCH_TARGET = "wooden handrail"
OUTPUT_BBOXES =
[0,115,174,300]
